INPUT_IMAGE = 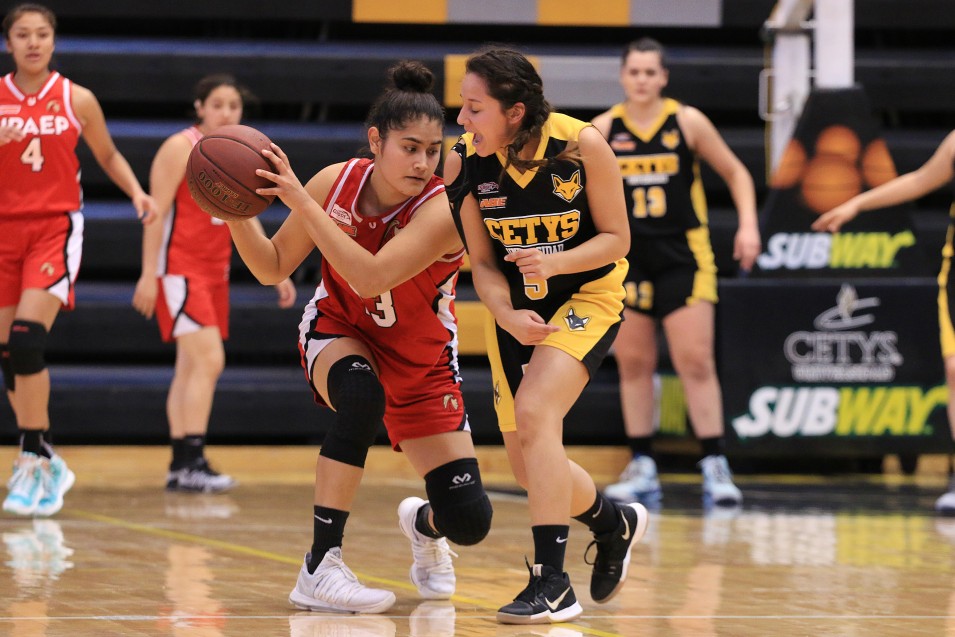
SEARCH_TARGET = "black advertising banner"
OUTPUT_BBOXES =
[720,279,948,456]
[755,87,929,277]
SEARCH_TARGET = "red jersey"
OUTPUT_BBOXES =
[158,127,232,282]
[0,72,83,217]
[299,158,464,381]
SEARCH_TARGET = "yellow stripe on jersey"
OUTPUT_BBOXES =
[484,312,518,432]
[353,0,446,22]
[500,112,588,188]
[687,226,718,304]
[611,99,679,143]
[939,222,955,357]
[537,0,630,26]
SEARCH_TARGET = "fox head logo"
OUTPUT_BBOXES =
[661,129,681,150]
[552,170,582,203]
[563,307,590,331]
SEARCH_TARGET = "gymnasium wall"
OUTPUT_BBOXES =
[1,1,953,459]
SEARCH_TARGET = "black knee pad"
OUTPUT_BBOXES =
[426,457,492,546]
[9,320,47,376]
[0,343,12,391]
[319,355,385,468]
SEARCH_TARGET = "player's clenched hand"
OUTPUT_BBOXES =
[504,248,557,280]
[275,278,297,309]
[0,125,24,146]
[132,275,158,319]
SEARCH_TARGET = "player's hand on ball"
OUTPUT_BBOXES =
[257,144,313,212]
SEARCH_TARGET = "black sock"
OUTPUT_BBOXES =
[183,434,205,464]
[532,524,569,572]
[170,438,187,469]
[573,491,620,535]
[415,501,442,539]
[19,429,43,456]
[699,436,725,459]
[308,505,349,573]
[627,435,654,459]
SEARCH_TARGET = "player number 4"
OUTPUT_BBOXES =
[20,137,44,172]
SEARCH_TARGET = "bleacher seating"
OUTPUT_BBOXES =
[2,1,954,446]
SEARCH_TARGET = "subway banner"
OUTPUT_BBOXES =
[719,279,949,456]
[755,87,930,278]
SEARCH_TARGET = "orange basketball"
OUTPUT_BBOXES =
[770,139,807,189]
[815,125,861,163]
[800,154,862,214]
[861,138,898,187]
[186,124,275,221]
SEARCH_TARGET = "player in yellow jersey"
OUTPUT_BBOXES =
[592,38,760,507]
[447,46,649,624]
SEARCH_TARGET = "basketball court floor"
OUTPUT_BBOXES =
[1,446,954,637]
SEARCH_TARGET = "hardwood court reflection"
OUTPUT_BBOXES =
[1,447,955,636]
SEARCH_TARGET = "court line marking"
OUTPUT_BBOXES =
[69,509,622,637]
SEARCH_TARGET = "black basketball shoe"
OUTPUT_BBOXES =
[496,559,583,625]
[587,502,649,603]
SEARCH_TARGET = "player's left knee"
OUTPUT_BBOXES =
[8,320,48,376]
[426,457,492,546]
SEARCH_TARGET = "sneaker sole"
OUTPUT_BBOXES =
[495,600,583,625]
[397,496,455,600]
[288,589,396,614]
[2,498,39,516]
[593,502,650,605]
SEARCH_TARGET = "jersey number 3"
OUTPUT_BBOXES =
[366,290,397,327]
[20,138,45,172]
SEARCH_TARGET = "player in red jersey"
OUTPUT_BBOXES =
[226,60,492,614]
[132,74,296,494]
[1,3,156,517]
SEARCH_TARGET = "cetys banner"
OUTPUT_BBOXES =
[720,278,949,456]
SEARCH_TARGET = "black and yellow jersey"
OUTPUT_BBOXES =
[606,98,707,236]
[450,112,615,319]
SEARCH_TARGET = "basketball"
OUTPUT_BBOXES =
[861,138,898,187]
[814,125,861,163]
[770,138,807,189]
[186,124,275,221]
[800,154,862,214]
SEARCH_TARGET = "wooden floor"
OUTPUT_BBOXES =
[2,446,955,637]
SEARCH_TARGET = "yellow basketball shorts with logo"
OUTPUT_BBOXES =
[486,259,627,433]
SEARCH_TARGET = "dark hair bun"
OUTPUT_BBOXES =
[389,60,434,94]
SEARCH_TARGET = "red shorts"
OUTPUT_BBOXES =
[298,315,469,449]
[156,275,229,342]
[0,212,83,309]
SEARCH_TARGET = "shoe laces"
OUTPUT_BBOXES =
[312,551,369,602]
[411,534,457,575]
[512,558,545,602]
[702,456,734,484]
[9,457,41,492]
[192,458,220,476]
